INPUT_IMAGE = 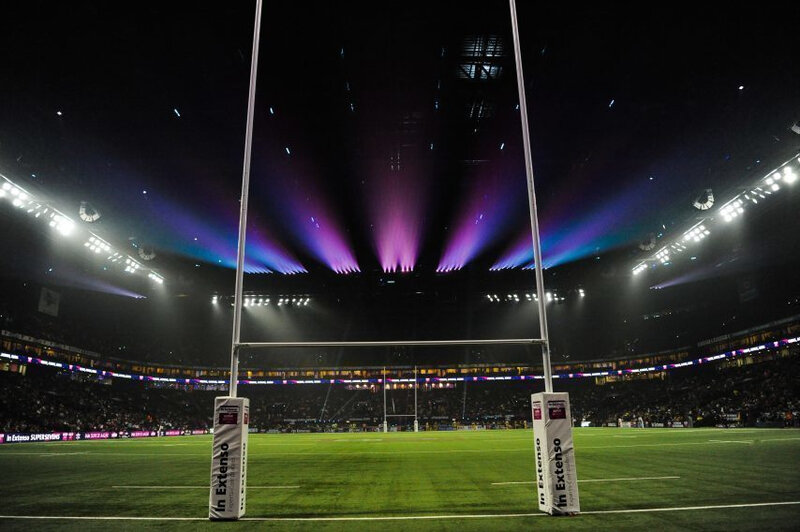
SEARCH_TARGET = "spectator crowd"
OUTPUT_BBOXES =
[2,348,798,434]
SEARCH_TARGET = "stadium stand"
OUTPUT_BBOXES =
[2,342,797,434]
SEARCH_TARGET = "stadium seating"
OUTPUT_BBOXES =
[2,347,797,433]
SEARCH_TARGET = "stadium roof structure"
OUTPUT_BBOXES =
[0,2,799,366]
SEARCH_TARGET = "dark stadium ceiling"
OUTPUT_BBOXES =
[0,1,799,299]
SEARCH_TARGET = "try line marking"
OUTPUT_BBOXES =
[0,501,798,521]
[112,485,299,490]
[492,476,680,485]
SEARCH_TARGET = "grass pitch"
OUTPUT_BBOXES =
[1,428,799,530]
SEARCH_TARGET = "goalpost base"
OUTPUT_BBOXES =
[531,392,580,515]
[209,396,249,520]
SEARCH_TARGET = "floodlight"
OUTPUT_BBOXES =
[51,214,74,236]
[720,199,745,223]
[682,225,709,243]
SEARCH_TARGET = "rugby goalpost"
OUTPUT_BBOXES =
[382,366,419,433]
[208,0,579,520]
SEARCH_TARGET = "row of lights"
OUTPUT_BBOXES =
[683,224,710,243]
[633,157,798,275]
[637,223,709,272]
[211,295,311,307]
[124,258,141,274]
[486,289,584,303]
[1,175,165,284]
[2,182,76,236]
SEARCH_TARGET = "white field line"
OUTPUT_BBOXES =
[112,485,299,490]
[492,476,680,485]
[579,441,754,450]
[2,436,799,457]
[707,440,753,444]
[0,501,798,521]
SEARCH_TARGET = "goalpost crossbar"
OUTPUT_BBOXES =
[236,338,546,349]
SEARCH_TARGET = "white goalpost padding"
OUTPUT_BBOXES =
[531,392,580,514]
[211,0,579,519]
[208,397,250,520]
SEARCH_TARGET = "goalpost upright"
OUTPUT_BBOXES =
[382,367,388,433]
[414,365,419,432]
[510,0,580,514]
[208,0,262,521]
[209,0,578,519]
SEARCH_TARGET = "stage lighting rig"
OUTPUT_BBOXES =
[0,172,167,285]
[632,155,798,276]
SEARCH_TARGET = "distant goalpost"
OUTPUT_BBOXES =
[208,0,579,520]
[381,366,419,433]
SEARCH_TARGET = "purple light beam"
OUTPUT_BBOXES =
[437,176,518,272]
[285,188,360,274]
[367,168,424,273]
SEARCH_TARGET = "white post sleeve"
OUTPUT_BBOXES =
[209,396,249,520]
[531,392,580,515]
